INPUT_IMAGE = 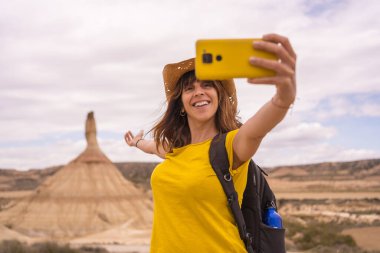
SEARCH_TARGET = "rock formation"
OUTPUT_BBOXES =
[0,112,153,239]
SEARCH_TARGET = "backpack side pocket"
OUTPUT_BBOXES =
[260,223,286,253]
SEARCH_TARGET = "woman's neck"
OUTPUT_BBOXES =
[188,119,218,144]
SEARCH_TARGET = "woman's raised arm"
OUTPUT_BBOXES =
[232,34,297,169]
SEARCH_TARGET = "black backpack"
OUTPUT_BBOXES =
[209,133,286,253]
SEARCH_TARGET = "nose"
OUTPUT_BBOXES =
[194,84,205,96]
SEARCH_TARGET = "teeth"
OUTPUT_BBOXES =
[194,101,209,107]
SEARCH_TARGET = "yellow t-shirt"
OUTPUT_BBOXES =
[150,129,250,253]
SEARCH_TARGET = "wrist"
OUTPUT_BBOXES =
[136,138,143,148]
[271,96,294,110]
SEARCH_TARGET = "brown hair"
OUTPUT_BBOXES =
[152,71,242,152]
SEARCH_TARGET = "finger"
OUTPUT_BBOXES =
[262,34,297,59]
[253,40,295,69]
[248,76,294,90]
[124,134,130,144]
[127,131,133,139]
[125,131,133,142]
[247,76,282,85]
[250,57,294,76]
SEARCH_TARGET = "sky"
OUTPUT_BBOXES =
[0,0,379,170]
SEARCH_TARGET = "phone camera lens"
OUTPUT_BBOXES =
[202,53,213,64]
[216,55,222,61]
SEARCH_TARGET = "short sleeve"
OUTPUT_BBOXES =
[225,129,250,176]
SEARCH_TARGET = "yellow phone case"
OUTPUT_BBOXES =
[195,39,277,80]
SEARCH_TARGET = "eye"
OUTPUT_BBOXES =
[183,85,193,92]
[202,81,214,88]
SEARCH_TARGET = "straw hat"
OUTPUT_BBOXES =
[162,58,237,108]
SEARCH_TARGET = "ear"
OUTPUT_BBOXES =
[180,108,186,116]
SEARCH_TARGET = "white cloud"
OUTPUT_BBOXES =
[262,121,336,148]
[360,103,380,117]
[0,139,85,170]
[0,136,163,170]
[255,143,380,167]
[307,95,380,120]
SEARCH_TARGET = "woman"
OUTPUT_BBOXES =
[125,33,296,253]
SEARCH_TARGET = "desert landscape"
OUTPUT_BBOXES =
[0,113,379,253]
[1,158,380,253]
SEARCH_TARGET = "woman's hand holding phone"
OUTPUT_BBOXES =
[248,33,297,108]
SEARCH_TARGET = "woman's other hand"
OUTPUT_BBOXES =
[124,130,144,147]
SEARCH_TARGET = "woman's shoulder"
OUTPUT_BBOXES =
[225,129,239,143]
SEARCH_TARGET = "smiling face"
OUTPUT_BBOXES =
[152,69,241,150]
[181,80,219,125]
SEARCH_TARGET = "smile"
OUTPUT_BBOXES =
[192,101,210,107]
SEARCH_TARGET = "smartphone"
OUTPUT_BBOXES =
[195,39,278,80]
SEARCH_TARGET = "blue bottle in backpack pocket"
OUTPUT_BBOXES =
[264,207,283,228]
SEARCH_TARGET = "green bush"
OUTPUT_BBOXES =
[297,224,355,250]
[284,219,356,250]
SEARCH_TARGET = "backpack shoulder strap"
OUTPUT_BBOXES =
[253,162,264,217]
[209,133,254,253]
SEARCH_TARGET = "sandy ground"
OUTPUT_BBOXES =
[3,190,380,201]
[69,224,151,245]
[342,226,380,251]
[72,244,150,253]
[1,180,380,252]
[0,190,33,198]
[0,222,152,253]
[276,191,380,199]
[268,178,380,193]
